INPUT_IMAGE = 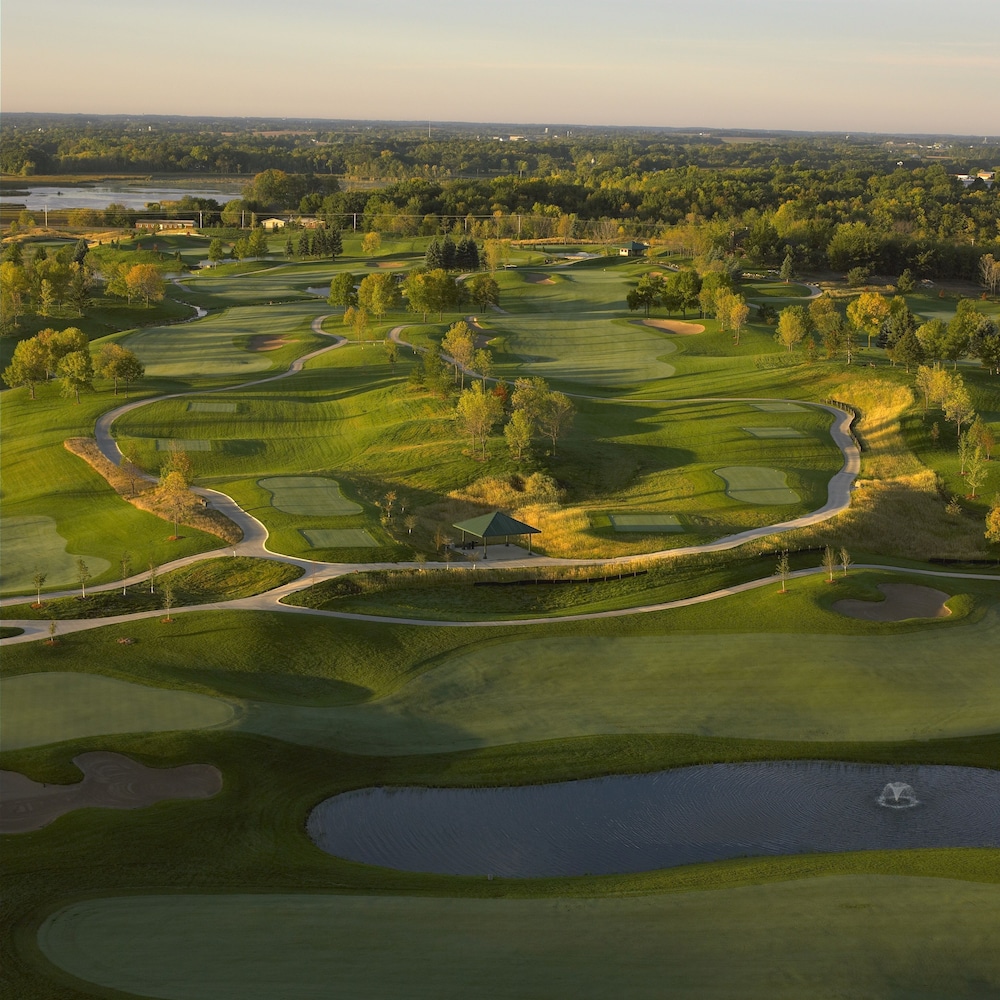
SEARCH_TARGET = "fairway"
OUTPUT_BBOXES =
[187,402,237,414]
[0,672,236,751]
[122,302,319,378]
[157,438,213,451]
[38,878,1000,1000]
[716,466,800,504]
[0,516,111,592]
[259,476,362,516]
[608,513,684,532]
[240,607,1000,754]
[742,426,805,438]
[751,402,807,413]
[301,528,377,548]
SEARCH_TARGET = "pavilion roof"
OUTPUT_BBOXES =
[452,511,540,538]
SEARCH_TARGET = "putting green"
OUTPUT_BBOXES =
[0,516,111,593]
[122,303,315,378]
[157,439,213,452]
[187,402,237,414]
[0,673,236,751]
[301,528,376,548]
[38,878,1000,1000]
[259,476,362,516]
[751,402,807,413]
[608,513,683,532]
[716,466,799,505]
[742,427,806,439]
[241,608,1000,754]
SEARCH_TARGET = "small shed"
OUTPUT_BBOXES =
[261,217,286,230]
[452,511,540,558]
[617,241,648,257]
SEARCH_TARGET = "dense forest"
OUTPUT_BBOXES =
[2,114,998,280]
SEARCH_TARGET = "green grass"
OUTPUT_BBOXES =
[608,513,683,531]
[0,515,111,592]
[2,557,302,621]
[0,672,236,751]
[37,877,1000,1000]
[0,383,225,595]
[301,528,377,548]
[121,302,324,379]
[716,465,801,505]
[258,475,362,516]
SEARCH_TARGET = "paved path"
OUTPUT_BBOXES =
[3,563,998,644]
[4,310,988,648]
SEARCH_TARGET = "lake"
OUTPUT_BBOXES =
[1,181,245,211]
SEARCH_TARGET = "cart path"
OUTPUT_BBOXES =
[3,564,999,644]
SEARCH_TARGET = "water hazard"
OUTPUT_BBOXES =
[308,762,1000,878]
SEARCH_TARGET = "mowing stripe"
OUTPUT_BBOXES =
[742,427,806,438]
[301,528,377,548]
[156,439,212,452]
[715,466,799,505]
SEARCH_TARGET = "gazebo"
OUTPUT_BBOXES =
[452,511,540,558]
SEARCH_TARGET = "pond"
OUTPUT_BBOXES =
[1,182,244,211]
[307,762,1000,878]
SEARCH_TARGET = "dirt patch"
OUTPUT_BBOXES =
[633,319,705,335]
[0,751,222,834]
[833,583,952,622]
[247,335,289,352]
[377,261,405,269]
[524,273,555,284]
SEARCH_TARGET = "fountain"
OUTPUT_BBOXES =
[878,782,919,809]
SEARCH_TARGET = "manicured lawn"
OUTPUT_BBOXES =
[38,878,1000,1000]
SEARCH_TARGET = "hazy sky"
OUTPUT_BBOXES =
[2,0,997,134]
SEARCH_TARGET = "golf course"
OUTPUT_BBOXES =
[2,227,999,999]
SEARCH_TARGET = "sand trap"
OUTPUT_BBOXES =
[633,319,705,335]
[377,261,405,269]
[0,751,222,834]
[524,273,556,284]
[247,335,289,352]
[833,584,952,622]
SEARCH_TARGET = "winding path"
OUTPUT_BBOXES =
[3,313,995,645]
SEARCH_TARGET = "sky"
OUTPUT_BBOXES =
[2,0,998,135]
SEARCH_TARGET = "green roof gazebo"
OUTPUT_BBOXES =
[453,511,541,558]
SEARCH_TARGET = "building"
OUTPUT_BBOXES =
[134,219,196,231]
[618,241,649,257]
[261,218,287,231]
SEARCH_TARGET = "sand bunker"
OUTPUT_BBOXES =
[633,319,705,335]
[524,273,556,284]
[247,335,289,351]
[833,584,952,622]
[0,752,222,834]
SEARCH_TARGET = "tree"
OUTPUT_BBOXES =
[0,260,29,330]
[846,291,889,349]
[970,319,1000,375]
[472,347,493,383]
[966,447,987,500]
[455,381,504,459]
[728,294,750,346]
[779,247,794,283]
[32,569,47,607]
[120,550,132,596]
[483,239,509,274]
[58,349,94,403]
[68,263,93,316]
[775,305,810,352]
[96,343,144,396]
[839,546,852,577]
[3,336,48,398]
[915,319,947,364]
[125,264,164,307]
[538,391,574,455]
[357,272,401,322]
[328,272,357,309]
[504,409,533,460]
[39,326,88,377]
[441,320,475,387]
[943,300,981,368]
[942,378,974,439]
[511,376,550,428]
[329,227,343,260]
[361,231,381,256]
[822,545,837,583]
[157,470,196,538]
[774,549,790,593]
[466,273,499,312]
[958,430,973,476]
[978,253,1000,296]
[627,273,664,317]
[896,268,916,294]
[667,269,701,318]
[986,495,1000,543]
[970,415,995,461]
[208,238,226,266]
[344,305,369,346]
[887,327,924,373]
[76,557,91,599]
